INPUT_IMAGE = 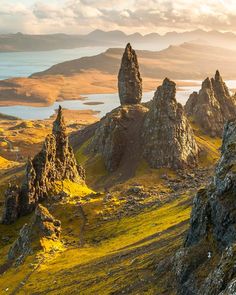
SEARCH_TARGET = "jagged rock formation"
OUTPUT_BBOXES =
[88,104,149,173]
[174,119,236,294]
[142,78,199,169]
[118,43,142,105]
[185,70,236,137]
[2,106,85,224]
[8,204,61,265]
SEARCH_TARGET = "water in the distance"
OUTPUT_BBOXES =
[1,80,236,120]
[0,92,154,120]
[0,47,107,80]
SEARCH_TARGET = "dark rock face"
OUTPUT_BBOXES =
[88,104,149,172]
[175,119,236,294]
[2,106,84,224]
[118,43,142,105]
[2,184,20,225]
[185,70,236,137]
[142,78,199,169]
[185,119,236,249]
[8,204,61,265]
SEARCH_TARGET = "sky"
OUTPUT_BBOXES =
[1,0,236,35]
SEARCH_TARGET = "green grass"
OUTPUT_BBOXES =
[75,139,108,188]
[0,193,191,294]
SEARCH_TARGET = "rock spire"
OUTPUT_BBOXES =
[2,106,85,224]
[118,43,142,105]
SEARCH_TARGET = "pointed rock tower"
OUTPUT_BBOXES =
[185,70,236,137]
[142,78,199,169]
[118,43,142,105]
[2,106,85,224]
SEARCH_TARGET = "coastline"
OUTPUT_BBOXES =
[0,71,201,108]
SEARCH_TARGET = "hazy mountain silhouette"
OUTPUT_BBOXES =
[2,29,236,52]
[32,42,236,79]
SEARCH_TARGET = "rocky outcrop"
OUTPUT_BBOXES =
[174,119,236,294]
[2,184,20,225]
[142,78,199,169]
[88,104,149,172]
[185,70,236,137]
[2,106,85,224]
[185,119,236,249]
[118,43,142,105]
[8,204,61,265]
[87,78,199,174]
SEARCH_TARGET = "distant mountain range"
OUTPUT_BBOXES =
[32,42,236,80]
[2,29,236,52]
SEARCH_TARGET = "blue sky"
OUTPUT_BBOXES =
[1,0,236,34]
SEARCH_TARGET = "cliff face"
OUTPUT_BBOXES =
[88,104,149,173]
[185,71,236,137]
[118,43,142,105]
[142,78,199,169]
[186,119,236,249]
[175,119,236,294]
[2,106,85,224]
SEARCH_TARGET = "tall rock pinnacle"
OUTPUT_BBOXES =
[118,43,142,105]
[185,70,236,137]
[142,78,199,169]
[2,106,85,224]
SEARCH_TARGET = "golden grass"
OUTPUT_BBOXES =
[75,140,108,188]
[190,120,221,167]
[0,156,17,170]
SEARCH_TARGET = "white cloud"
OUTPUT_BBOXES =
[1,0,236,34]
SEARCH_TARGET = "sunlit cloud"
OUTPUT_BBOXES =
[1,0,236,34]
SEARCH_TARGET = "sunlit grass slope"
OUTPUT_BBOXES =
[190,119,221,167]
[0,192,191,295]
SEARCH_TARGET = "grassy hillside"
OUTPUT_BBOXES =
[0,121,222,294]
[0,186,191,294]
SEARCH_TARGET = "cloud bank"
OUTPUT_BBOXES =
[1,0,236,34]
